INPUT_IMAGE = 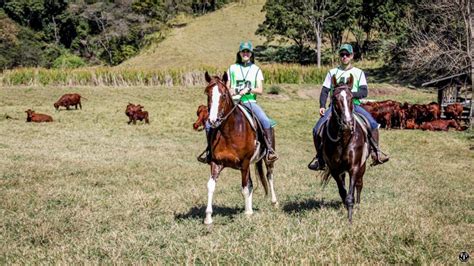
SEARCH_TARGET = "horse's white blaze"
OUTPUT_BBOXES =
[209,85,221,123]
[341,90,351,121]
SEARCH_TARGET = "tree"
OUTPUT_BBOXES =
[256,0,312,63]
[302,0,345,68]
[392,0,470,84]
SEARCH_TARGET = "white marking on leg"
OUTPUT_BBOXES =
[341,90,351,122]
[242,183,253,215]
[204,176,216,224]
[209,85,221,124]
[268,174,278,206]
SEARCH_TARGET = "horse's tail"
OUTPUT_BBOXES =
[320,168,331,189]
[255,160,269,195]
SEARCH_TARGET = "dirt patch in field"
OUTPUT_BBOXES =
[296,85,402,100]
[297,89,321,100]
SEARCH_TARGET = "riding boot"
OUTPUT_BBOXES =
[263,128,279,162]
[197,129,212,164]
[368,129,389,166]
[308,136,325,171]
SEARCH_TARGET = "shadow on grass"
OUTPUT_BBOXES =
[282,198,342,214]
[174,205,245,221]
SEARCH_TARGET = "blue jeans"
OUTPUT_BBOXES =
[312,104,378,137]
[243,102,271,129]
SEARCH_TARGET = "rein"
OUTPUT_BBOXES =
[326,87,355,143]
[208,80,239,127]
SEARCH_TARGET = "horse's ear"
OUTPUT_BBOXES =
[222,72,228,83]
[347,74,354,88]
[331,75,337,87]
[205,71,212,83]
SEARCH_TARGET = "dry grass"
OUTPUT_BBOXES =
[120,0,267,69]
[0,84,472,263]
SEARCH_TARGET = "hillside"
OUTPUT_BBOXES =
[120,0,267,70]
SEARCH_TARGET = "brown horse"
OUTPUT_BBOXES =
[319,75,370,223]
[203,72,278,225]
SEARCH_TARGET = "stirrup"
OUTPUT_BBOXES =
[197,150,210,164]
[266,149,279,162]
[371,151,389,166]
[308,157,325,171]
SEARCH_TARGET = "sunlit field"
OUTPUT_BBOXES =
[0,84,472,263]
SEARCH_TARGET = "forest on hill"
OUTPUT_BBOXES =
[0,0,471,84]
[0,0,232,68]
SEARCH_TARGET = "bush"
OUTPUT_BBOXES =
[52,53,86,69]
[267,85,281,95]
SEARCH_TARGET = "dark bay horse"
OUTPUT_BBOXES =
[203,72,278,225]
[319,74,370,223]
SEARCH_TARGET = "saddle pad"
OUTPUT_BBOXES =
[353,113,369,136]
[237,105,257,131]
[318,113,369,137]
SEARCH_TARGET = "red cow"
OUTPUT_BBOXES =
[125,103,149,124]
[193,105,208,131]
[25,109,53,122]
[54,93,84,110]
[405,118,417,129]
[427,102,441,120]
[444,103,463,121]
[419,119,460,131]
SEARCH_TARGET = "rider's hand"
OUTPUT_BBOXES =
[239,88,250,95]
[319,107,326,116]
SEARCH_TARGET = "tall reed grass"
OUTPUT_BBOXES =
[0,65,329,87]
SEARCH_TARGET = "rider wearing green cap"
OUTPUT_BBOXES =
[308,43,389,170]
[227,41,278,162]
[197,41,278,163]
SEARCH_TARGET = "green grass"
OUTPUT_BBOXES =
[0,84,472,263]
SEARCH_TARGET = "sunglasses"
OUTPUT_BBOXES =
[340,53,351,58]
[240,50,251,53]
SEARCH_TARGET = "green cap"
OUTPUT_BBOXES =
[338,44,353,54]
[239,41,253,52]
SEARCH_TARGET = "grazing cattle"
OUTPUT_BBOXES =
[444,103,463,121]
[54,93,84,110]
[25,109,53,122]
[125,103,149,124]
[419,119,460,131]
[405,119,418,129]
[427,102,441,120]
[193,105,208,131]
[362,100,402,129]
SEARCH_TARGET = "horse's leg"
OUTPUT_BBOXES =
[355,165,366,204]
[333,171,347,204]
[204,163,224,225]
[241,161,254,215]
[346,167,363,223]
[266,161,278,206]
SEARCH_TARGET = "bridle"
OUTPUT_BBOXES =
[326,85,354,142]
[206,79,238,128]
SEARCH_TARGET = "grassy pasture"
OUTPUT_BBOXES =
[0,84,472,263]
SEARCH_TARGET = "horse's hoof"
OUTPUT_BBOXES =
[244,210,253,216]
[272,201,279,208]
[204,217,213,225]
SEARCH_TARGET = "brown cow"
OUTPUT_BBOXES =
[419,119,460,131]
[25,109,53,122]
[444,103,463,121]
[193,105,208,131]
[427,102,441,120]
[125,103,149,124]
[405,118,418,129]
[54,93,84,110]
